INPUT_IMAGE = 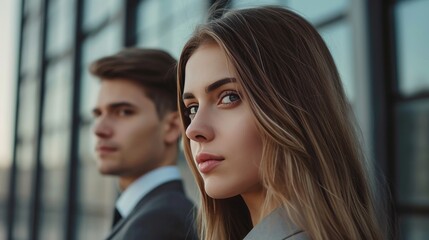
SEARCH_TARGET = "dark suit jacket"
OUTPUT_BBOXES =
[106,180,197,240]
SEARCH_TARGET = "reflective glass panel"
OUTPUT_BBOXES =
[287,0,348,23]
[83,0,122,31]
[80,22,122,119]
[77,22,122,239]
[319,21,355,101]
[0,166,8,239]
[230,0,349,24]
[395,0,429,96]
[77,124,116,240]
[17,78,39,144]
[38,56,73,239]
[230,0,284,9]
[24,0,43,14]
[12,66,40,239]
[46,0,75,57]
[43,57,73,129]
[21,16,42,76]
[12,142,36,240]
[137,0,207,58]
[396,99,429,205]
[39,130,70,240]
[400,215,429,240]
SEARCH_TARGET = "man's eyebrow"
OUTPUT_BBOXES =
[92,102,136,114]
[108,102,135,109]
[182,77,236,100]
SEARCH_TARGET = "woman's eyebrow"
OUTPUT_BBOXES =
[182,77,236,100]
[205,77,236,93]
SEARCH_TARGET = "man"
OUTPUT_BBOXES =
[90,48,196,240]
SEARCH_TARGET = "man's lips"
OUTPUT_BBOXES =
[195,152,224,173]
[96,145,118,153]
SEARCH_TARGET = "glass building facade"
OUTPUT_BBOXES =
[1,0,428,239]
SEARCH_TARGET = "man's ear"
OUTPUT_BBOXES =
[163,111,182,144]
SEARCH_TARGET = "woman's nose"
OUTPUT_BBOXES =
[185,110,214,143]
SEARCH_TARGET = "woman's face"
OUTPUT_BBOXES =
[182,43,263,199]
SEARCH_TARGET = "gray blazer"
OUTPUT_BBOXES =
[105,180,197,240]
[244,208,309,240]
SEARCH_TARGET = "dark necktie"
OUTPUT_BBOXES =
[112,208,122,228]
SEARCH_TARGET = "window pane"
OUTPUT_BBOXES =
[24,0,43,14]
[77,22,122,238]
[43,57,73,129]
[396,100,429,205]
[395,0,429,96]
[12,142,36,240]
[231,0,349,23]
[287,0,348,23]
[137,0,207,58]
[83,0,122,31]
[76,124,116,240]
[18,78,39,142]
[38,55,73,239]
[46,0,75,57]
[39,130,70,240]
[230,0,284,9]
[319,21,355,101]
[12,72,40,239]
[80,22,122,119]
[21,16,42,75]
[0,165,9,239]
[400,215,429,240]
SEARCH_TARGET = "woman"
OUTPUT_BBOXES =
[177,6,384,240]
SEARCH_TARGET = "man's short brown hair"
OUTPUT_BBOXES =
[90,48,177,117]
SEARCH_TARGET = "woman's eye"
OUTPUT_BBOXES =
[185,105,198,120]
[220,92,240,105]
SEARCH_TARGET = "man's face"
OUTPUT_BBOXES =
[92,79,169,179]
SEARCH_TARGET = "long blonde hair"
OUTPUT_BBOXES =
[178,6,384,240]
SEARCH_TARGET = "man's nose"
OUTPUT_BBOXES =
[93,117,113,138]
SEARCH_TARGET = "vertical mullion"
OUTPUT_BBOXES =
[29,0,50,238]
[124,0,138,47]
[366,0,398,235]
[65,0,83,239]
[6,0,26,239]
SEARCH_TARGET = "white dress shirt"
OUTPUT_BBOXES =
[115,166,182,219]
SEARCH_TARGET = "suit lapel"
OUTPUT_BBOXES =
[104,180,184,240]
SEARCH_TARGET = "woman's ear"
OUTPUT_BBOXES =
[162,111,182,144]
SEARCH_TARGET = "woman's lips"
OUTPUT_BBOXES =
[196,152,224,174]
[198,160,222,173]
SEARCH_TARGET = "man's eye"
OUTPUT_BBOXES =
[118,109,133,116]
[185,105,198,121]
[92,111,101,118]
[220,92,240,104]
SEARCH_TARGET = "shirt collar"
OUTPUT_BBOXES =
[115,166,182,218]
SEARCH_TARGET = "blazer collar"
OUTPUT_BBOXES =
[244,207,303,240]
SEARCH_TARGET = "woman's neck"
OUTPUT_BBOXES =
[241,186,269,226]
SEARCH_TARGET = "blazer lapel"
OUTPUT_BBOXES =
[105,214,129,239]
[104,180,185,240]
[244,208,303,240]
